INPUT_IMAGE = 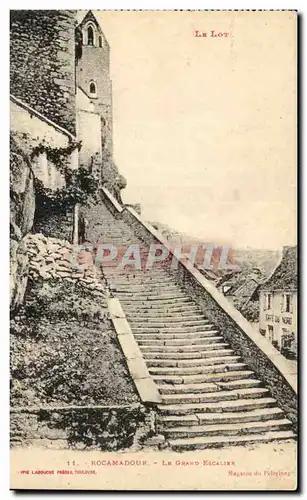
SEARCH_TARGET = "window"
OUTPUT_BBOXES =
[266,293,272,310]
[89,82,97,96]
[99,36,103,47]
[87,26,94,46]
[267,325,274,341]
[284,294,292,313]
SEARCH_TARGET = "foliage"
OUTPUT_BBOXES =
[34,166,100,216]
[20,279,107,327]
[10,279,138,407]
[239,300,260,322]
[101,148,126,202]
[30,140,82,175]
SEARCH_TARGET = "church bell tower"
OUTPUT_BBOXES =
[75,11,113,153]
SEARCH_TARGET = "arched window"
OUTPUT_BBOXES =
[99,36,103,47]
[87,26,94,46]
[89,82,97,95]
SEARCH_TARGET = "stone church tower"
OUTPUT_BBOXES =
[75,11,113,153]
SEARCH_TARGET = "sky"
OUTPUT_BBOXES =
[81,10,297,250]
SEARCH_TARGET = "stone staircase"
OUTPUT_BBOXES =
[87,201,296,450]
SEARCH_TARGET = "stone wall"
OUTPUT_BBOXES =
[126,203,142,216]
[108,298,162,405]
[33,211,74,242]
[24,233,105,289]
[11,98,74,151]
[10,98,78,180]
[10,139,36,313]
[171,262,298,431]
[77,109,102,167]
[10,10,76,135]
[11,404,155,451]
[76,40,112,152]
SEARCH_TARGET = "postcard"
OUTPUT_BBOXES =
[10,9,297,490]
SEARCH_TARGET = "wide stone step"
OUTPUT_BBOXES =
[146,355,241,368]
[158,407,285,427]
[161,419,292,439]
[137,336,225,346]
[107,277,179,286]
[158,378,262,394]
[148,362,248,376]
[158,382,218,394]
[195,407,285,425]
[107,269,174,276]
[158,397,277,415]
[105,274,174,282]
[153,370,255,385]
[128,313,207,322]
[120,298,194,307]
[215,379,264,390]
[112,285,180,293]
[131,325,216,333]
[122,304,201,313]
[167,430,296,450]
[120,297,193,304]
[142,349,234,360]
[140,343,229,353]
[129,319,211,328]
[160,388,269,405]
[134,332,219,341]
[105,268,174,275]
[117,292,188,301]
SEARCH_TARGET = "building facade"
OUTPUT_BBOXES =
[10,10,77,135]
[75,11,113,153]
[259,246,297,359]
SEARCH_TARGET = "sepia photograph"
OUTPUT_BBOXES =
[9,9,297,490]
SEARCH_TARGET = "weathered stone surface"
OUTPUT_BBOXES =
[134,378,162,404]
[127,358,150,381]
[108,298,126,319]
[112,317,132,336]
[10,140,35,312]
[20,175,35,235]
[21,234,109,298]
[10,239,29,312]
[57,271,71,278]
[118,334,142,360]
[71,272,84,279]
[144,434,165,446]
[10,404,155,451]
[10,10,76,134]
[47,243,60,253]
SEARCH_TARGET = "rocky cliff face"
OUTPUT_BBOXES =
[10,138,35,313]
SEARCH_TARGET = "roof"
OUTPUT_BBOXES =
[261,246,297,292]
[77,10,109,48]
[233,278,259,299]
[77,10,103,33]
[219,269,260,294]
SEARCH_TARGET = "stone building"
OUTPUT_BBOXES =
[10,9,125,310]
[10,10,77,135]
[76,11,113,154]
[259,246,297,359]
[10,9,125,243]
